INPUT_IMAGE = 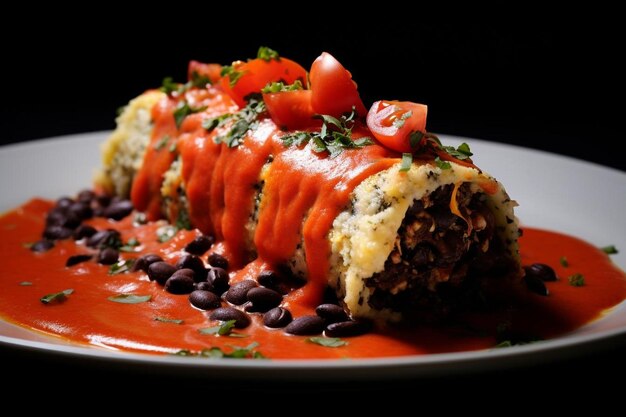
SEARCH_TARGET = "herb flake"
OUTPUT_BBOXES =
[119,238,140,253]
[601,245,618,255]
[108,294,152,304]
[261,80,303,94]
[568,273,585,287]
[307,337,348,347]
[173,101,207,129]
[205,98,267,148]
[257,46,280,61]
[157,225,178,243]
[171,342,265,359]
[108,259,135,275]
[280,107,372,158]
[400,153,413,172]
[155,316,184,325]
[19,281,33,286]
[40,289,74,304]
[559,256,569,267]
[198,320,247,337]
[153,135,170,151]
[220,65,245,88]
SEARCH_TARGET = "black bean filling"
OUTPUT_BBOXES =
[365,183,516,321]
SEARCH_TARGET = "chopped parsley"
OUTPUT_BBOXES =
[203,97,267,148]
[175,207,192,231]
[154,316,184,325]
[107,294,152,304]
[119,237,140,253]
[108,259,135,275]
[19,281,33,286]
[156,225,178,243]
[220,65,245,88]
[568,273,585,287]
[40,289,74,305]
[307,337,348,347]
[153,135,170,151]
[393,110,413,129]
[257,46,280,61]
[199,320,247,338]
[559,256,569,267]
[133,212,147,226]
[280,107,373,158]
[172,342,265,359]
[400,153,413,172]
[160,77,182,95]
[435,157,452,170]
[601,245,618,255]
[261,80,303,94]
[189,71,212,88]
[173,101,207,129]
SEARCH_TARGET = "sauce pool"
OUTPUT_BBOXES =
[0,199,625,359]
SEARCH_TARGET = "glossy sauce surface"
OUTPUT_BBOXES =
[1,199,625,359]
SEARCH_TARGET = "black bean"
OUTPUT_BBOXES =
[31,239,54,252]
[246,287,282,312]
[65,254,93,267]
[184,235,214,256]
[524,263,557,282]
[77,190,96,204]
[195,281,214,292]
[86,229,121,249]
[257,270,280,289]
[69,202,93,220]
[285,316,325,335]
[43,225,74,240]
[98,248,119,265]
[189,290,221,310]
[524,274,549,296]
[263,307,292,328]
[210,307,250,328]
[103,200,134,220]
[225,280,258,305]
[315,304,348,323]
[46,207,81,229]
[147,261,177,285]
[325,320,372,337]
[176,254,206,282]
[56,197,74,209]
[172,268,195,280]
[73,224,97,240]
[131,253,163,272]
[96,194,112,208]
[206,267,230,294]
[165,274,195,295]
[207,253,229,270]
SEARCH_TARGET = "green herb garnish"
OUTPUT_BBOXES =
[108,259,135,275]
[601,245,618,255]
[153,135,170,151]
[40,289,74,304]
[19,281,33,286]
[220,65,245,88]
[155,316,184,325]
[205,97,267,148]
[257,46,280,61]
[435,157,451,170]
[261,80,303,94]
[190,71,212,88]
[173,101,207,129]
[392,110,413,129]
[171,342,265,359]
[280,107,373,158]
[119,238,140,253]
[133,212,147,226]
[108,294,152,304]
[156,225,178,243]
[198,320,247,337]
[560,256,569,267]
[160,77,182,95]
[175,207,192,231]
[568,273,585,287]
[307,337,348,347]
[400,153,413,172]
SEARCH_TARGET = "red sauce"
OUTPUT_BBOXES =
[0,199,624,359]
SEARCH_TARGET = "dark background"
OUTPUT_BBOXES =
[1,16,623,171]
[1,13,625,400]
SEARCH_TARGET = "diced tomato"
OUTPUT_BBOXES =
[309,52,367,118]
[220,58,307,107]
[366,100,428,153]
[188,61,222,85]
[263,90,317,130]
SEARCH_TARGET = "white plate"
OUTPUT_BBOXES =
[1,131,625,380]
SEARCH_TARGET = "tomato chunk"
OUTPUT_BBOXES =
[366,100,428,152]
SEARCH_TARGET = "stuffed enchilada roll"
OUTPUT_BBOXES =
[96,50,521,322]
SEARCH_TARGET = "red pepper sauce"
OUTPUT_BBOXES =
[0,199,624,359]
